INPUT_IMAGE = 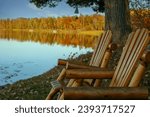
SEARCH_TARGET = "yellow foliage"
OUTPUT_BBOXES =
[130,9,150,29]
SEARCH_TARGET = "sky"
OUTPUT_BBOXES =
[0,0,95,19]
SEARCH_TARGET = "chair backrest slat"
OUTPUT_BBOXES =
[90,30,112,67]
[92,32,106,66]
[109,32,135,86]
[110,28,149,87]
[95,31,112,66]
[120,30,149,86]
[90,31,106,66]
[89,34,103,66]
[114,30,141,86]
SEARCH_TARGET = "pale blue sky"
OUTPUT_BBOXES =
[0,0,95,19]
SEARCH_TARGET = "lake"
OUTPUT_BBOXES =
[0,30,97,86]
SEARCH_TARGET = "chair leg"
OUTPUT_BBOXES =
[93,79,102,87]
[94,49,112,87]
[66,79,75,87]
[46,87,61,100]
[57,68,66,81]
[45,68,66,100]
[59,92,64,100]
[129,61,146,87]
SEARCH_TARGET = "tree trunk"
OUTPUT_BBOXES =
[104,0,132,44]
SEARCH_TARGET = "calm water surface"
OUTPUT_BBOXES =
[0,31,96,86]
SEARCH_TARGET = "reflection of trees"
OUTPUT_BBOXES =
[0,30,97,48]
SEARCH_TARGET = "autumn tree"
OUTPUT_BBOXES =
[130,0,150,30]
[29,0,132,43]
[0,15,104,31]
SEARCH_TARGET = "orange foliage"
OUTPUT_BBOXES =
[0,15,104,31]
[130,10,150,30]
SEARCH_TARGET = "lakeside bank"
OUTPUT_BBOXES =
[0,52,92,100]
[0,51,150,100]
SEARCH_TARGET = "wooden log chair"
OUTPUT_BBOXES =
[63,28,150,100]
[46,30,118,100]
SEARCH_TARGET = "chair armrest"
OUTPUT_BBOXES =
[63,87,148,100]
[66,69,114,79]
[66,62,100,69]
[57,59,87,66]
[46,80,65,100]
[57,59,68,65]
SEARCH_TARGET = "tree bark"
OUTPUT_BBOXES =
[104,0,132,43]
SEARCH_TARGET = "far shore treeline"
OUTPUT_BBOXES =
[0,15,104,31]
[0,10,149,32]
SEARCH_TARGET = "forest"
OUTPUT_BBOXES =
[0,15,104,31]
[0,9,149,32]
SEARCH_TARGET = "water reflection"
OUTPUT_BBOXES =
[0,30,97,86]
[0,30,98,48]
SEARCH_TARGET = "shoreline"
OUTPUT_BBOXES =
[0,51,150,100]
[0,52,92,100]
[0,65,62,99]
